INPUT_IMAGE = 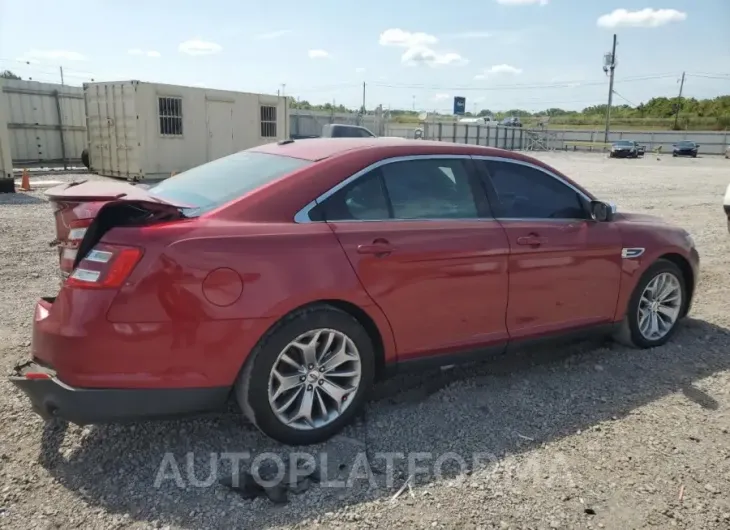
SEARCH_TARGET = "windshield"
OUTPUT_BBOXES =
[148,151,311,214]
[677,141,695,147]
[615,141,633,146]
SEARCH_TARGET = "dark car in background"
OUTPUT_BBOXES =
[501,117,522,127]
[629,141,647,156]
[609,140,640,158]
[673,141,699,158]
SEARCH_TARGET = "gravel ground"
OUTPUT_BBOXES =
[1,153,730,530]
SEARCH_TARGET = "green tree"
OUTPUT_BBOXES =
[0,70,21,80]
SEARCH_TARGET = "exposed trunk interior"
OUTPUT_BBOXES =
[74,201,184,268]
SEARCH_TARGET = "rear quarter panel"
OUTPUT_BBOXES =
[103,221,397,381]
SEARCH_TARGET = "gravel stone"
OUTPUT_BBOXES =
[1,154,730,529]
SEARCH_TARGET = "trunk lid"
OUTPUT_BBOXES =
[46,180,186,277]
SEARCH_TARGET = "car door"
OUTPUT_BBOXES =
[476,158,623,340]
[310,155,510,360]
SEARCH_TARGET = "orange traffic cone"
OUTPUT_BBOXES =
[19,169,31,191]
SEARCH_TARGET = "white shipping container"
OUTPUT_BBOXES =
[84,80,290,180]
[0,80,13,179]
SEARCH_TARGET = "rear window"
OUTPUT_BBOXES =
[148,151,311,214]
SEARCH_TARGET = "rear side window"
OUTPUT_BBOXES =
[310,158,481,221]
[149,151,311,214]
[381,159,478,219]
[310,170,389,221]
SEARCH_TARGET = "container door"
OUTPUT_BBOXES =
[206,99,234,162]
[85,83,140,179]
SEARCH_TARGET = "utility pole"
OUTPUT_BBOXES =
[361,82,366,113]
[59,66,64,85]
[603,33,617,144]
[674,72,685,130]
[412,95,415,112]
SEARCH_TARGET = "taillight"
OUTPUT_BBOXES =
[65,244,143,289]
[60,218,93,271]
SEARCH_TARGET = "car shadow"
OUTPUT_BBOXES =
[37,318,730,528]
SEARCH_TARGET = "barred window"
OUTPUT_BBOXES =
[159,97,183,136]
[260,105,277,138]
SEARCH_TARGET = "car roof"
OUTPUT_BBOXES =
[250,137,530,162]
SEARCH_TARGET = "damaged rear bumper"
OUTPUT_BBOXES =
[9,361,230,425]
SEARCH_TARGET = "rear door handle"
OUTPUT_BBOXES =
[357,239,394,256]
[516,235,547,246]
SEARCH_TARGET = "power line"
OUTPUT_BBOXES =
[368,74,676,92]
[687,73,730,81]
[611,89,636,107]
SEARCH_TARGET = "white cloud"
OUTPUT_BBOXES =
[379,28,438,48]
[432,93,450,101]
[379,28,467,67]
[308,49,330,59]
[475,63,523,79]
[178,39,222,56]
[355,67,366,73]
[597,8,687,28]
[496,0,548,5]
[128,49,161,58]
[18,50,87,62]
[402,47,468,67]
[254,30,292,40]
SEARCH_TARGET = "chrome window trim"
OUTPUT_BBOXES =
[293,153,599,224]
[294,154,478,224]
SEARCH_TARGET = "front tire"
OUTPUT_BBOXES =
[614,259,686,349]
[235,305,375,445]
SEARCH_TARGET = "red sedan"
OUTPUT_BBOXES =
[10,138,699,445]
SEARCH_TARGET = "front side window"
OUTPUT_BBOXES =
[485,160,587,220]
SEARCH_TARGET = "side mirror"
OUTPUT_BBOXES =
[590,200,614,222]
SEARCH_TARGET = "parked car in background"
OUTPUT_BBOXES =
[673,141,699,157]
[321,124,377,138]
[629,141,646,156]
[609,140,640,158]
[501,117,522,127]
[10,138,699,445]
[724,183,730,233]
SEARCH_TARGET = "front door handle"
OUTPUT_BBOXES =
[357,238,394,256]
[516,234,547,246]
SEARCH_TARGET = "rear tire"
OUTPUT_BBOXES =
[235,305,375,445]
[613,259,686,349]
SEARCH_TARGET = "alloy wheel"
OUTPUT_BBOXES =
[637,272,683,341]
[267,328,362,430]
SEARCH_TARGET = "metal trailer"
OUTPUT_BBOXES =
[83,80,290,180]
[0,80,13,181]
